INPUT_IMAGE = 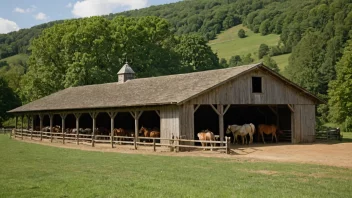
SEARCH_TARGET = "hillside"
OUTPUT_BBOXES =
[0,54,29,66]
[209,24,289,73]
[209,24,280,61]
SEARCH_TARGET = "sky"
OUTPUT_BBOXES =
[0,0,181,34]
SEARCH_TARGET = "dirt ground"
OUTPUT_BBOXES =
[13,136,352,169]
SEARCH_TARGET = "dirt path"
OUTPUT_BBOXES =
[14,137,352,168]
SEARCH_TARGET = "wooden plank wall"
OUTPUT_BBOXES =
[293,105,316,143]
[187,69,315,105]
[160,105,180,144]
[179,104,194,141]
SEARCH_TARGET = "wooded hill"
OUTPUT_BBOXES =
[1,0,352,129]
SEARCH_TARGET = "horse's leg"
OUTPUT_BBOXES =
[249,134,253,144]
[272,133,274,143]
[261,132,266,144]
[275,133,278,143]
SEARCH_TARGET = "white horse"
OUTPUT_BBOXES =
[226,124,255,145]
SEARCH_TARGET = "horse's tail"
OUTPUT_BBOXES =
[250,123,255,134]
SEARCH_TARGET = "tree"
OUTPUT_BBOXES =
[219,58,228,68]
[286,32,325,95]
[258,44,269,59]
[263,56,280,73]
[238,29,246,38]
[229,55,242,67]
[328,40,352,126]
[0,77,21,126]
[241,53,254,64]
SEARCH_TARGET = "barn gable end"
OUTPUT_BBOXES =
[185,67,316,105]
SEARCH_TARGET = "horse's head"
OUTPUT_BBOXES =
[139,126,146,134]
[226,125,232,134]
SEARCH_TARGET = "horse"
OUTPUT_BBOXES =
[257,124,282,143]
[227,124,255,145]
[112,128,126,144]
[226,124,244,144]
[139,126,150,138]
[197,129,215,150]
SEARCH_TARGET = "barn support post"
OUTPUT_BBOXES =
[49,114,53,143]
[21,115,24,139]
[130,111,143,150]
[90,112,98,147]
[31,115,35,140]
[60,114,67,144]
[74,113,81,145]
[13,115,18,138]
[217,105,224,146]
[26,115,30,130]
[39,114,43,141]
[108,112,117,148]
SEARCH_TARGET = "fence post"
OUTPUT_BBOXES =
[134,135,137,150]
[30,129,33,140]
[153,138,156,152]
[21,115,24,140]
[226,137,230,154]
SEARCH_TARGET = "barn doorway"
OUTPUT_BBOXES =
[115,112,134,131]
[194,105,219,144]
[139,111,160,133]
[224,105,292,143]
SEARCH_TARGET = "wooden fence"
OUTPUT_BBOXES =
[316,128,342,141]
[0,128,12,134]
[12,129,231,154]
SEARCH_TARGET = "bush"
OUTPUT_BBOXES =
[258,44,269,59]
[343,116,352,132]
[238,29,246,38]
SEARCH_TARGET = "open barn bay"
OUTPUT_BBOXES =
[0,135,351,198]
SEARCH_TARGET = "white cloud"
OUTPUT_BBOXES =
[72,0,148,17]
[35,12,48,20]
[0,18,20,33]
[13,5,36,13]
[66,2,73,8]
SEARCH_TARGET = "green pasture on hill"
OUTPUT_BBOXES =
[0,135,351,198]
[0,53,29,65]
[209,24,290,74]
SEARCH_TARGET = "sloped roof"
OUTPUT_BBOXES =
[8,63,322,113]
[117,63,135,74]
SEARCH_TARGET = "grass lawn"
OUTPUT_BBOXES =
[0,135,351,197]
[272,53,291,75]
[208,24,280,62]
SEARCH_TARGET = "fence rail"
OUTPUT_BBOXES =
[316,128,342,141]
[11,129,231,154]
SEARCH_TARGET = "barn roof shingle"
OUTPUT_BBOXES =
[8,63,322,113]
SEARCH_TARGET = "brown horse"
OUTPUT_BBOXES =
[112,128,126,144]
[139,126,160,142]
[197,129,215,150]
[257,124,282,143]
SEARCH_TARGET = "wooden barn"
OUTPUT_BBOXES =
[9,63,323,144]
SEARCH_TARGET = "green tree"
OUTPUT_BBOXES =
[328,40,352,125]
[219,58,228,68]
[241,53,254,64]
[262,56,280,73]
[229,55,242,67]
[0,77,21,126]
[286,32,325,95]
[238,29,246,38]
[258,44,269,59]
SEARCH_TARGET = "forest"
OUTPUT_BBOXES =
[0,0,352,131]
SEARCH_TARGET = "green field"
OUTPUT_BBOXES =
[209,24,280,62]
[0,135,351,197]
[272,53,291,74]
[0,53,29,65]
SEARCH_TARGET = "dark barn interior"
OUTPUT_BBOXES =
[139,111,160,131]
[194,105,292,143]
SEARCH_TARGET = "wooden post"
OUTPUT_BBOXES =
[216,105,225,146]
[153,138,156,152]
[21,115,24,139]
[108,112,117,148]
[49,114,53,143]
[90,112,98,147]
[39,114,43,141]
[226,137,230,154]
[130,111,143,150]
[14,116,18,137]
[74,113,81,145]
[61,114,67,144]
[31,115,35,140]
[27,115,30,130]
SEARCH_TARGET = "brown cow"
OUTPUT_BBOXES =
[258,124,281,143]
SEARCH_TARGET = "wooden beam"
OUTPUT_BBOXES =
[92,117,96,147]
[39,114,43,141]
[49,114,53,143]
[111,116,115,148]
[74,113,81,145]
[194,104,201,113]
[137,111,143,120]
[107,111,118,119]
[223,105,231,115]
[210,104,220,116]
[268,105,277,115]
[287,104,294,113]
[21,115,23,139]
[155,110,160,117]
[217,105,224,145]
[60,114,66,144]
[31,115,35,140]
